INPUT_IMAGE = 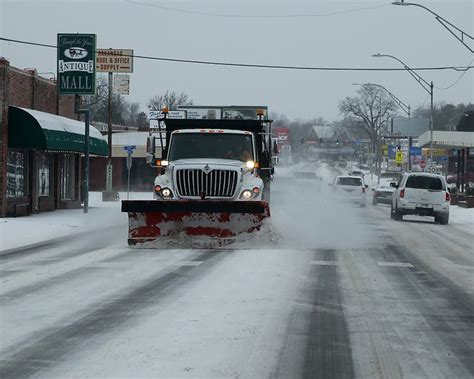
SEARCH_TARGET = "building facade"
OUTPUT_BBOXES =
[0,58,108,217]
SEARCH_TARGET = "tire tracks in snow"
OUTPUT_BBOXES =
[379,243,474,378]
[272,249,354,378]
[0,249,233,379]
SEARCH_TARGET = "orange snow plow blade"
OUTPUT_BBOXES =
[121,200,270,247]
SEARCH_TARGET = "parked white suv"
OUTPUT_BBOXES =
[391,172,450,224]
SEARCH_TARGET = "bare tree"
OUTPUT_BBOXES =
[339,85,398,145]
[339,85,398,174]
[148,90,193,111]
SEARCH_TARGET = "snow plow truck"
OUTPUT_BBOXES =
[121,106,275,247]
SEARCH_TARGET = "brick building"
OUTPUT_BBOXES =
[0,58,108,217]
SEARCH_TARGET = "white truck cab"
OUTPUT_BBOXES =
[153,129,264,201]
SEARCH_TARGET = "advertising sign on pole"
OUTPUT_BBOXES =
[57,34,96,94]
[388,145,397,159]
[149,110,187,120]
[114,74,130,95]
[96,49,134,73]
[409,147,422,156]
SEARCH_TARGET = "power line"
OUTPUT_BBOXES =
[126,1,390,19]
[434,58,474,90]
[1,36,473,72]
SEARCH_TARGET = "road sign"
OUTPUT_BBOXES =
[57,34,96,94]
[96,49,134,73]
[123,145,136,155]
[395,150,403,163]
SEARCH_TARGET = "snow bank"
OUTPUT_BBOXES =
[0,191,152,252]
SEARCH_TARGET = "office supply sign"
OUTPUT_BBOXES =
[57,33,96,94]
[96,49,134,73]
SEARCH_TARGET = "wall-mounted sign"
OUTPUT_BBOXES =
[96,49,134,73]
[57,33,96,94]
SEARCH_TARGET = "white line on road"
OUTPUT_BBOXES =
[172,261,204,267]
[311,260,338,266]
[377,262,414,268]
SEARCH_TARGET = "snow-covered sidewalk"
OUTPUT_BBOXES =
[0,192,152,252]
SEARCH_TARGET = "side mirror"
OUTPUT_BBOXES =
[146,136,163,165]
[146,135,155,156]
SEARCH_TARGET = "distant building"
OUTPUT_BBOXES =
[89,131,160,192]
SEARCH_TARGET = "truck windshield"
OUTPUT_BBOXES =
[168,133,254,162]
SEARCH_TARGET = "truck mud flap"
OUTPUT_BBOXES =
[122,200,270,247]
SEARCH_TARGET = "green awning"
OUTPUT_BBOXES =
[8,106,108,156]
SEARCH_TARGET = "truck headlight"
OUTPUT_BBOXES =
[245,161,255,169]
[240,190,253,200]
[161,188,173,198]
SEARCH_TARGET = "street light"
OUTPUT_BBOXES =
[391,1,473,53]
[448,112,468,131]
[352,82,410,117]
[372,53,434,162]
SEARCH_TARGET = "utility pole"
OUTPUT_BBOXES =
[107,71,113,192]
[102,71,118,201]
[429,81,434,162]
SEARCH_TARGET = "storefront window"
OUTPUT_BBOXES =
[61,154,76,200]
[38,152,51,197]
[7,150,26,197]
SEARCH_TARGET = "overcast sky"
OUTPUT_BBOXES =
[1,0,473,121]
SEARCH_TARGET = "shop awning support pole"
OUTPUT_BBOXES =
[75,95,90,214]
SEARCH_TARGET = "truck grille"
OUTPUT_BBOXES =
[176,169,238,198]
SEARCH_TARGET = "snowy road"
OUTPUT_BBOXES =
[1,164,473,378]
